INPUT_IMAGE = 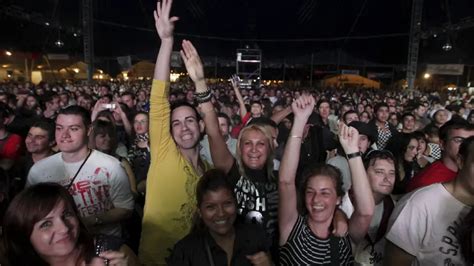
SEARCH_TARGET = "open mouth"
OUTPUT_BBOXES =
[181,134,193,140]
[214,219,228,225]
[311,205,325,211]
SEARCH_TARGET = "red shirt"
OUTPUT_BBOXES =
[406,160,457,192]
[0,133,23,160]
[230,112,252,139]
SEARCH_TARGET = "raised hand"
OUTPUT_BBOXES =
[153,0,179,40]
[230,74,240,90]
[291,94,315,122]
[338,122,359,154]
[180,40,206,91]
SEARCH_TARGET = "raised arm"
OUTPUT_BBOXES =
[231,75,248,118]
[278,94,315,245]
[153,0,179,81]
[115,103,132,137]
[270,105,292,125]
[338,123,374,243]
[149,0,179,157]
[180,40,234,173]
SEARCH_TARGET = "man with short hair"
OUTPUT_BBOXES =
[77,94,94,111]
[200,112,237,164]
[407,121,474,192]
[27,106,134,238]
[368,102,398,150]
[343,110,359,125]
[24,120,55,164]
[385,136,474,265]
[401,113,416,133]
[58,92,70,108]
[250,100,263,118]
[340,149,396,265]
[13,120,55,191]
[386,97,397,108]
[414,102,430,129]
[121,91,137,111]
[98,85,111,97]
[42,92,60,120]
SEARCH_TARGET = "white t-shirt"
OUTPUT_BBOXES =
[199,135,237,166]
[327,155,351,192]
[386,183,471,266]
[341,194,392,266]
[27,150,134,237]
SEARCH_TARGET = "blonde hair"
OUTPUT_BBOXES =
[236,124,275,181]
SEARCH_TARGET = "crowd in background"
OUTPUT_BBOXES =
[0,0,474,265]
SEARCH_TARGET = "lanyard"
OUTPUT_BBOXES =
[65,149,92,190]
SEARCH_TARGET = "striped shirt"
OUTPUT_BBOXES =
[280,215,353,265]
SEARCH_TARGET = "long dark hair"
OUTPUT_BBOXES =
[3,183,95,266]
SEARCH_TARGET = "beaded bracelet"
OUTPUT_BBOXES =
[194,89,212,97]
[195,93,212,104]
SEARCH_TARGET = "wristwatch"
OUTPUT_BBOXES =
[94,215,103,226]
[346,151,362,160]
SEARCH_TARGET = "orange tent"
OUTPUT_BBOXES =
[322,74,380,89]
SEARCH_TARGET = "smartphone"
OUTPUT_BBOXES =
[102,103,116,110]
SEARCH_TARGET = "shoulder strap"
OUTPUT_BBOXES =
[65,150,92,190]
[376,197,395,242]
[365,196,395,246]
[329,235,340,266]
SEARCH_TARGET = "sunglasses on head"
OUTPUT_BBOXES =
[364,149,395,161]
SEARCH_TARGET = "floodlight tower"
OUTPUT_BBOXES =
[82,0,94,83]
[236,47,262,88]
[406,0,424,90]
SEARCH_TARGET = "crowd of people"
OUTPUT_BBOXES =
[0,0,474,265]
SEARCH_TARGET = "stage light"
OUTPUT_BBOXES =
[5,51,12,56]
[423,73,430,79]
[442,37,452,51]
[55,39,64,48]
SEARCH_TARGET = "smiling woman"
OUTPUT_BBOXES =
[167,169,272,266]
[3,183,139,266]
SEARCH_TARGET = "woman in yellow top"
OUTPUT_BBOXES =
[139,0,227,264]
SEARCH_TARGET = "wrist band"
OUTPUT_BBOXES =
[195,94,212,104]
[290,135,302,139]
[194,89,212,104]
[346,151,362,160]
[194,89,211,97]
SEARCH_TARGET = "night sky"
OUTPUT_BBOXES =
[2,0,474,65]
